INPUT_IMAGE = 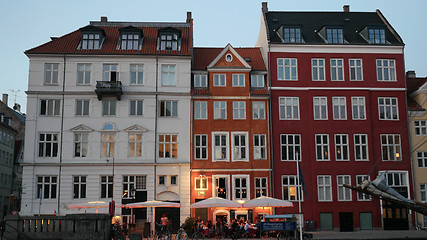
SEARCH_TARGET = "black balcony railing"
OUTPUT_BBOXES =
[191,87,210,96]
[95,81,123,100]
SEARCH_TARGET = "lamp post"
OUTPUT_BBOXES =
[296,152,303,240]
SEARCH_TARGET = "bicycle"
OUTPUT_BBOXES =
[231,227,249,240]
[191,226,205,240]
[156,222,172,240]
[175,223,188,240]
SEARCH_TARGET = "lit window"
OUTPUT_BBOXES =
[376,59,396,81]
[214,176,229,199]
[349,59,363,81]
[335,134,349,161]
[40,99,61,116]
[213,74,226,86]
[195,177,208,190]
[129,133,143,158]
[255,177,268,197]
[282,175,302,201]
[351,97,366,120]
[77,63,91,85]
[214,101,227,119]
[313,97,327,120]
[233,101,246,119]
[315,134,329,161]
[158,134,177,158]
[312,59,325,81]
[283,27,302,43]
[39,133,59,158]
[130,64,143,85]
[161,65,175,86]
[74,133,88,158]
[159,100,178,117]
[280,134,301,161]
[317,175,332,201]
[326,28,343,43]
[277,58,298,80]
[76,99,89,116]
[378,97,398,120]
[194,74,207,88]
[37,176,57,199]
[369,28,386,44]
[337,175,352,201]
[380,134,401,161]
[100,176,113,198]
[101,132,115,157]
[331,59,344,81]
[332,97,347,120]
[232,74,245,87]
[279,97,299,120]
[44,63,59,85]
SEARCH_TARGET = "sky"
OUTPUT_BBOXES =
[0,0,426,113]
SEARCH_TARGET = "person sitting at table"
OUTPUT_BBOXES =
[244,220,251,232]
[207,220,214,237]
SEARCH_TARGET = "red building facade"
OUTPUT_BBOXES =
[257,4,413,231]
[191,45,269,222]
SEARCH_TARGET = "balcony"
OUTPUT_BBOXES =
[250,87,269,96]
[191,87,210,96]
[95,81,123,100]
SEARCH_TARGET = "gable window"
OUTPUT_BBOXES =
[335,134,349,161]
[369,28,386,44]
[195,177,208,190]
[37,176,57,199]
[73,176,86,199]
[130,100,143,116]
[351,97,366,120]
[316,134,329,161]
[213,74,226,86]
[159,100,178,117]
[194,74,207,88]
[76,99,89,116]
[349,59,363,81]
[40,99,61,116]
[255,177,268,197]
[100,176,113,198]
[337,175,352,201]
[313,97,327,120]
[213,132,229,161]
[378,97,398,120]
[159,32,179,51]
[81,33,101,50]
[232,74,245,87]
[130,64,143,85]
[214,101,227,119]
[380,134,401,161]
[232,133,248,161]
[251,75,264,88]
[120,33,140,50]
[102,100,116,116]
[279,97,299,120]
[195,134,208,160]
[252,101,265,119]
[233,101,246,119]
[277,58,297,80]
[331,59,344,81]
[332,97,347,120]
[326,28,343,43]
[312,59,325,81]
[233,175,249,200]
[195,101,207,119]
[280,134,301,161]
[415,120,427,136]
[282,175,302,201]
[161,65,175,86]
[354,134,368,161]
[74,133,88,158]
[44,63,59,85]
[39,133,59,158]
[159,134,177,158]
[129,133,143,158]
[376,59,396,81]
[103,64,118,82]
[77,63,91,85]
[283,27,302,43]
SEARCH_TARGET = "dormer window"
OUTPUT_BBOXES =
[79,26,105,50]
[369,28,386,44]
[326,27,343,43]
[119,26,143,50]
[158,28,181,51]
[283,27,302,43]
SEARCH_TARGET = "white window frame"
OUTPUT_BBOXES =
[159,100,178,117]
[195,101,208,120]
[214,101,227,119]
[349,59,363,81]
[332,97,347,120]
[121,33,140,50]
[356,175,371,201]
[213,175,230,200]
[194,74,208,88]
[255,177,268,198]
[102,100,116,116]
[76,99,90,116]
[81,33,101,50]
[103,64,118,82]
[73,176,86,199]
[233,101,246,119]
[313,97,328,120]
[380,134,401,161]
[280,134,301,161]
[415,120,427,136]
[212,132,229,162]
[40,99,61,116]
[231,132,249,162]
[277,58,298,81]
[315,134,329,161]
[129,100,143,116]
[354,134,369,161]
[252,101,265,120]
[317,175,332,202]
[279,97,300,120]
[282,175,303,201]
[331,59,344,81]
[232,74,245,87]
[37,176,57,199]
[417,151,427,168]
[161,64,175,86]
[77,63,91,85]
[232,174,250,200]
[130,64,144,85]
[158,134,178,159]
[351,97,366,120]
[213,74,226,87]
[420,184,427,202]
[253,134,267,160]
[376,59,396,81]
[101,132,115,158]
[334,134,349,161]
[44,63,59,85]
[251,75,265,88]
[38,133,59,158]
[311,59,325,81]
[378,97,399,120]
[337,175,352,201]
[195,177,208,190]
[195,134,208,160]
[74,133,88,158]
[128,133,143,158]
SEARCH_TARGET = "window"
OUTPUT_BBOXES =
[81,33,101,50]
[40,99,61,116]
[251,75,264,88]
[356,175,371,201]
[213,133,228,161]
[77,63,91,85]
[159,176,166,185]
[232,133,248,161]
[76,100,89,116]
[100,176,113,198]
[214,176,229,199]
[44,63,59,85]
[312,59,325,81]
[233,175,249,200]
[130,100,143,116]
[101,132,115,157]
[214,101,227,119]
[171,175,178,185]
[280,134,301,161]
[252,102,265,119]
[414,120,427,135]
[255,177,268,197]
[159,134,177,158]
[102,100,116,116]
[332,97,347,120]
[351,97,366,120]
[282,175,303,201]
[331,59,344,81]
[129,133,143,158]
[382,172,408,198]
[313,97,328,120]
[381,134,401,161]
[194,74,207,88]
[315,134,329,161]
[73,176,86,199]
[283,27,302,43]
[337,175,352,201]
[254,134,267,159]
[233,101,246,119]
[159,100,178,117]
[130,64,143,85]
[277,58,298,80]
[195,177,208,190]
[39,133,59,157]
[354,134,368,161]
[417,152,427,168]
[213,74,226,86]
[225,54,233,62]
[349,59,363,81]
[369,28,386,44]
[123,176,137,199]
[232,74,245,87]
[195,101,207,119]
[378,97,398,120]
[279,97,299,120]
[326,28,343,43]
[37,176,57,199]
[421,184,427,202]
[161,65,175,86]
[121,33,140,50]
[74,133,88,158]
[335,134,349,161]
[195,135,208,160]
[103,64,118,81]
[376,59,396,81]
[317,175,332,201]
[159,33,179,50]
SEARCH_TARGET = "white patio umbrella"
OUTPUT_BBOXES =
[243,196,293,220]
[67,201,122,213]
[191,196,242,208]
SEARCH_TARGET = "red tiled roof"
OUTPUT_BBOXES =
[193,47,266,71]
[406,77,427,95]
[407,96,425,111]
[25,25,192,56]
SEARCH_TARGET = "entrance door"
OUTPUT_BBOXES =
[320,213,333,231]
[121,190,147,220]
[360,212,372,230]
[156,205,180,233]
[382,200,409,230]
[339,212,353,232]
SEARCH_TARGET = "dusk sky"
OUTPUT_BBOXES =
[1,0,426,113]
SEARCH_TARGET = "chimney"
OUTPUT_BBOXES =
[2,94,8,106]
[13,103,21,112]
[186,12,192,23]
[343,5,350,12]
[406,71,416,78]
[101,16,108,22]
[262,2,268,12]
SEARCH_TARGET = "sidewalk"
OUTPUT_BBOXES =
[310,230,427,239]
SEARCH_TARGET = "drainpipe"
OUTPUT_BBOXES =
[154,54,159,203]
[58,54,66,214]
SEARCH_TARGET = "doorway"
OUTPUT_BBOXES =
[339,212,353,232]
